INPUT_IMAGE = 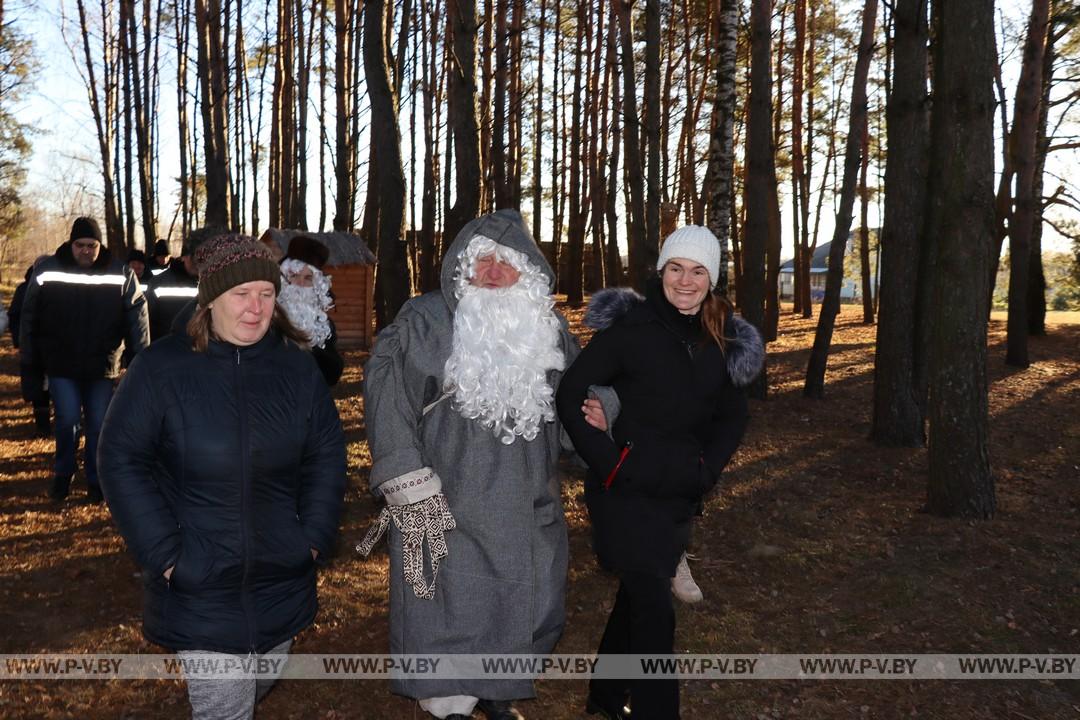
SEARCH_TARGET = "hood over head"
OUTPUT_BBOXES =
[440,209,553,311]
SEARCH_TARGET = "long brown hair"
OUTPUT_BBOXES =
[186,304,310,352]
[701,291,731,350]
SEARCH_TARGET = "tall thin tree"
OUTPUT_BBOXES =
[804,0,878,398]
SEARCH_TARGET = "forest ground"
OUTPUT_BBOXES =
[0,302,1078,720]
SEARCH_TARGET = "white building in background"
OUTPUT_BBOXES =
[778,233,879,302]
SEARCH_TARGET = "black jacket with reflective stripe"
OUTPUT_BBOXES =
[19,243,149,380]
[146,259,198,341]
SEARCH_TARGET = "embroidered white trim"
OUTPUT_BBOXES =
[36,271,127,287]
[379,467,441,506]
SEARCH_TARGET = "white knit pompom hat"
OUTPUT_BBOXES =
[656,225,721,288]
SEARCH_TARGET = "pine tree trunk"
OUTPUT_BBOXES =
[333,0,355,230]
[614,0,648,290]
[364,0,410,326]
[924,0,995,519]
[175,0,191,240]
[1005,0,1050,367]
[604,0,623,286]
[419,0,440,291]
[76,0,123,248]
[872,0,929,447]
[1028,12,1057,337]
[644,0,660,258]
[859,121,874,323]
[743,0,778,397]
[791,0,807,314]
[194,0,232,228]
[532,0,546,248]
[491,0,509,208]
[804,0,878,398]
[444,0,481,245]
[564,0,586,304]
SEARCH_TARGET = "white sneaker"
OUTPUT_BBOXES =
[671,552,703,604]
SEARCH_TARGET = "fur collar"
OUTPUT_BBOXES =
[584,287,764,387]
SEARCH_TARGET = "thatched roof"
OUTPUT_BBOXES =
[259,229,376,266]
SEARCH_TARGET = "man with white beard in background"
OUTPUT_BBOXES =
[278,252,344,386]
[358,210,579,720]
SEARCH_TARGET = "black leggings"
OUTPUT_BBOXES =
[591,571,679,719]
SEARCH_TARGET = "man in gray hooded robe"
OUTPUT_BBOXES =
[359,209,578,720]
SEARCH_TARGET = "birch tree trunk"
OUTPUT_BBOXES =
[704,0,737,298]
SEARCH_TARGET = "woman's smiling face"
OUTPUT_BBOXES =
[661,258,711,315]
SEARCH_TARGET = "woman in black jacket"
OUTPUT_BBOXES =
[99,234,347,719]
[556,225,763,720]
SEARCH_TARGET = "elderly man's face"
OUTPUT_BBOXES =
[470,253,520,289]
[286,265,316,288]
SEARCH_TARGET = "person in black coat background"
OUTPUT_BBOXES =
[556,225,764,720]
[277,235,344,386]
[20,218,149,502]
[98,234,346,719]
[7,257,52,436]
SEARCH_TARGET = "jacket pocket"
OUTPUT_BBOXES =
[168,530,240,593]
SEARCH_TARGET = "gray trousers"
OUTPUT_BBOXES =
[180,639,292,720]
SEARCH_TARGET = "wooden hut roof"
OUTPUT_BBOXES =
[260,228,376,267]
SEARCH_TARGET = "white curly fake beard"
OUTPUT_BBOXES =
[277,283,333,348]
[443,273,565,445]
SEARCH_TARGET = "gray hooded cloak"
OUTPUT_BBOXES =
[363,209,578,701]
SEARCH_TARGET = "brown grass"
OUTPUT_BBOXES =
[0,302,1078,719]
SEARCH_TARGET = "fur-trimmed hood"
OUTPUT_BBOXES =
[585,287,765,387]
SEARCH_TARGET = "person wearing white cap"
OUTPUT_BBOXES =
[556,225,763,719]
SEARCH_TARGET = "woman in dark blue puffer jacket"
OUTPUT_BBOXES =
[98,234,346,719]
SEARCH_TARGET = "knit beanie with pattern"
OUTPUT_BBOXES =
[195,234,281,306]
[655,225,721,289]
[69,217,103,244]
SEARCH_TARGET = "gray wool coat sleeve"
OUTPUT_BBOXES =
[363,295,450,504]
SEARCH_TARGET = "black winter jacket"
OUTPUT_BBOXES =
[19,243,149,380]
[98,326,347,654]
[556,280,763,577]
[146,259,199,341]
[311,319,344,386]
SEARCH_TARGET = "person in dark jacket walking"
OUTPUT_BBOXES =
[19,217,149,502]
[556,225,764,720]
[98,234,347,720]
[146,228,220,341]
[8,257,52,436]
[125,249,151,284]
